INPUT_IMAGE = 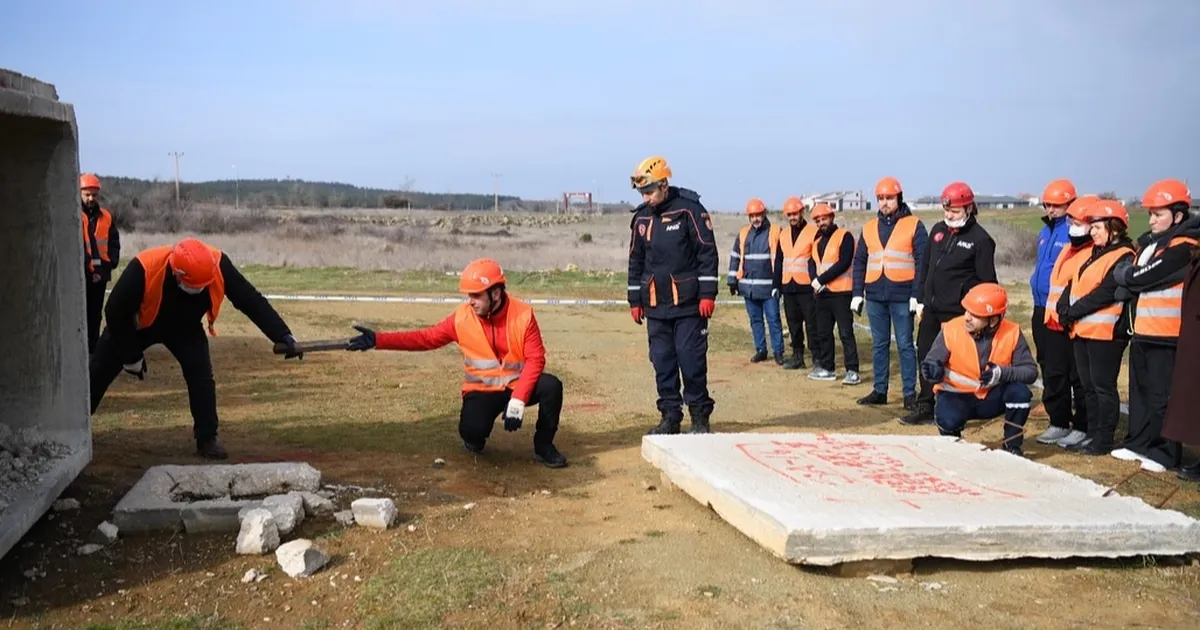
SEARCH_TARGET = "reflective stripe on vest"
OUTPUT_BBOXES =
[734,224,780,280]
[779,224,816,286]
[1133,236,1198,338]
[1044,243,1093,327]
[863,215,918,283]
[813,228,853,292]
[82,208,114,272]
[934,317,1021,400]
[455,298,533,393]
[1068,246,1134,341]
[134,244,226,337]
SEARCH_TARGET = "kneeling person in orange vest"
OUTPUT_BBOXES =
[90,238,303,460]
[345,259,568,468]
[919,283,1039,456]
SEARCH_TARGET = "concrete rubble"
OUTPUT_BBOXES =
[262,493,304,535]
[350,498,397,530]
[91,521,119,545]
[275,539,328,578]
[0,426,73,514]
[236,508,280,555]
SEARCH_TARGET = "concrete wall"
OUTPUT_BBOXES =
[0,68,92,560]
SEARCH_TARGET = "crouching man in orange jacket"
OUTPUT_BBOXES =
[346,259,568,468]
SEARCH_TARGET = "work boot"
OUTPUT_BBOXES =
[1176,463,1200,483]
[534,443,568,468]
[1002,445,1024,457]
[750,349,768,363]
[689,413,711,434]
[857,391,887,405]
[463,439,486,454]
[897,402,934,426]
[902,395,916,410]
[196,438,228,460]
[774,352,785,366]
[647,414,682,435]
[782,355,806,370]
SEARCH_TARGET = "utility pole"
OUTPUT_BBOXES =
[232,164,239,210]
[491,172,502,212]
[168,152,184,205]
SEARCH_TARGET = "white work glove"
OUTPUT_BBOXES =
[981,363,1003,389]
[122,358,146,381]
[771,288,780,299]
[503,398,525,432]
[911,299,924,319]
[850,296,864,313]
[811,279,825,293]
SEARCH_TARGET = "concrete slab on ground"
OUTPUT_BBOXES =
[642,433,1200,566]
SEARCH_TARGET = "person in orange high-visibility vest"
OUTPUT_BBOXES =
[772,196,819,369]
[1034,194,1098,449]
[346,259,568,468]
[80,173,121,354]
[1055,199,1136,456]
[90,238,302,460]
[1107,179,1197,472]
[921,283,1039,456]
[728,198,785,364]
[806,203,860,385]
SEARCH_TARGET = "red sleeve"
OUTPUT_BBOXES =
[509,313,547,403]
[375,313,458,351]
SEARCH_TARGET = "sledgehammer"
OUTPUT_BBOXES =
[272,338,352,355]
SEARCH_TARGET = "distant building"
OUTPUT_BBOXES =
[803,190,872,212]
[909,194,1034,210]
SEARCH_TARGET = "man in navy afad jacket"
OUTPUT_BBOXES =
[627,156,720,436]
[729,198,785,364]
[851,177,928,410]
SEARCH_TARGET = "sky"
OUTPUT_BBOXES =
[5,0,1199,210]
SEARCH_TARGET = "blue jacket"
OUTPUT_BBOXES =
[1030,215,1071,308]
[728,219,778,300]
[851,205,928,303]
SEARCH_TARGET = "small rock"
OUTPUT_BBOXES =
[703,591,714,598]
[92,521,119,545]
[236,509,281,555]
[350,498,397,530]
[263,494,305,535]
[432,458,446,469]
[641,480,657,491]
[275,539,328,578]
[77,543,104,556]
[866,574,899,584]
[877,586,899,593]
[242,569,263,584]
[921,581,944,591]
[293,491,335,517]
[406,524,417,532]
[10,597,29,607]
[52,498,80,511]
[22,569,38,579]
[316,489,336,500]
[540,489,551,496]
[333,510,355,526]
[463,502,477,511]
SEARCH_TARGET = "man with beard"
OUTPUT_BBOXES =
[772,196,819,369]
[80,173,121,354]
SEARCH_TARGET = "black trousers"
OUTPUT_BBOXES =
[1031,306,1087,431]
[90,325,220,442]
[86,279,108,354]
[1125,340,1181,467]
[782,292,816,358]
[460,373,562,447]
[1073,337,1128,449]
[916,311,958,406]
[812,292,859,372]
[646,315,714,421]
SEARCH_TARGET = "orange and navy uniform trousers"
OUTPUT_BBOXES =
[89,247,292,443]
[82,205,120,352]
[374,296,562,448]
[627,187,719,422]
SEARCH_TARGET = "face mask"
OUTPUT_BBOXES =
[1069,234,1092,247]
[945,217,967,229]
[1068,224,1089,238]
[178,282,205,295]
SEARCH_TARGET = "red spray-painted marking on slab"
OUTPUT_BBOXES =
[735,435,1026,510]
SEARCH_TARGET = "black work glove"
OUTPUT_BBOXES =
[1056,302,1073,327]
[348,325,376,351]
[920,359,945,383]
[281,334,303,360]
[1113,260,1133,287]
[1113,286,1133,302]
[729,285,739,296]
[122,356,147,381]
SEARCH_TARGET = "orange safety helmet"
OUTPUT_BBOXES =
[961,282,1008,318]
[875,176,902,197]
[941,182,975,208]
[1066,194,1100,221]
[1041,179,1077,206]
[168,238,218,288]
[1084,199,1129,228]
[745,198,767,215]
[459,258,506,293]
[782,196,805,215]
[810,202,834,220]
[1141,178,1192,209]
[80,173,102,190]
[630,156,672,190]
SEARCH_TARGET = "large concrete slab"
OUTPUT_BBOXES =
[642,433,1200,566]
[0,68,90,561]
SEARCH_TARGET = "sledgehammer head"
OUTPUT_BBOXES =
[272,339,351,354]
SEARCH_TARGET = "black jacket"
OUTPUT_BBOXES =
[920,216,998,316]
[808,225,856,295]
[773,220,814,294]
[1056,240,1136,341]
[1115,224,1196,345]
[627,187,720,319]
[105,252,292,357]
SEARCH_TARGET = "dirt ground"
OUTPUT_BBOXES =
[2,295,1199,630]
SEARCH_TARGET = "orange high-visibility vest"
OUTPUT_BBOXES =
[455,298,533,393]
[812,228,853,292]
[934,317,1021,400]
[779,224,817,286]
[1133,236,1199,338]
[1068,246,1135,341]
[735,224,780,280]
[134,245,226,337]
[1044,243,1093,327]
[862,215,918,283]
[82,208,114,272]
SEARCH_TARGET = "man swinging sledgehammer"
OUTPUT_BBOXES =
[345,258,569,468]
[919,283,1039,456]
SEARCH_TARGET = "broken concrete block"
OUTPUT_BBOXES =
[263,494,304,535]
[229,463,321,498]
[275,539,327,578]
[77,543,103,556]
[91,521,118,545]
[293,491,334,517]
[52,498,79,511]
[350,498,397,530]
[333,510,355,526]
[236,509,280,555]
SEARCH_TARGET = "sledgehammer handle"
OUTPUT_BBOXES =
[272,339,352,354]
